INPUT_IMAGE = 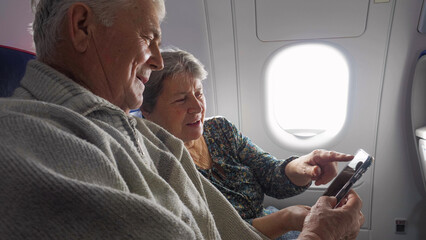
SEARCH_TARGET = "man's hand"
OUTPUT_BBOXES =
[285,149,354,186]
[298,190,365,240]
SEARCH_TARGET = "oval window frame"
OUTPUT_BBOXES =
[262,42,353,152]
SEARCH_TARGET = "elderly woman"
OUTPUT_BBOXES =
[141,49,354,240]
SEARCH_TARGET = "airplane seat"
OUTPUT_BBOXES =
[0,45,36,97]
[411,50,426,192]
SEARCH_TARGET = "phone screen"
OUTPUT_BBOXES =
[323,149,373,207]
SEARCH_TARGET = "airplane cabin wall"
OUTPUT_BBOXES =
[198,0,426,239]
[372,0,426,238]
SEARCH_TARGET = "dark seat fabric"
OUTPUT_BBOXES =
[0,45,36,97]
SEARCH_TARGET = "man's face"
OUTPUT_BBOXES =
[92,0,164,113]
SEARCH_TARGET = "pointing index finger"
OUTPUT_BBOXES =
[313,150,354,164]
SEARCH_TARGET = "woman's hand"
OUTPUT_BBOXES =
[283,205,311,231]
[285,149,354,186]
[252,205,311,239]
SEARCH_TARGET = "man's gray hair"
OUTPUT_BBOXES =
[142,48,208,113]
[30,0,165,61]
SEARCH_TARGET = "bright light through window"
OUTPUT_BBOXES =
[265,43,350,149]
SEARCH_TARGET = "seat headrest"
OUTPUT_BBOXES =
[0,45,36,97]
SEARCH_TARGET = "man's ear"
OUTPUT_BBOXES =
[67,3,95,53]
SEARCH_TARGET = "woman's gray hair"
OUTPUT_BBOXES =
[142,48,208,113]
[30,0,165,61]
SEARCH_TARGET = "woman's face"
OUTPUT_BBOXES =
[144,72,206,142]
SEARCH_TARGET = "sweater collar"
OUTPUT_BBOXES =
[20,60,126,117]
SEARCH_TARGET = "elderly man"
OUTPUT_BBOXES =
[0,0,364,239]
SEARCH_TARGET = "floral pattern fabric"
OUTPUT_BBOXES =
[197,116,310,222]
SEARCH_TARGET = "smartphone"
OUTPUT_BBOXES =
[323,149,374,208]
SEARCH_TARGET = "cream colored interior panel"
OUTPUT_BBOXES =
[256,0,370,41]
[205,0,396,230]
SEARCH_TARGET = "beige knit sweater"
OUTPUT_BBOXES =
[0,60,267,240]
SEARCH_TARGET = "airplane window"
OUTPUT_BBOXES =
[264,43,350,151]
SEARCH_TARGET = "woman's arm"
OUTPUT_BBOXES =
[252,205,310,239]
[210,116,309,198]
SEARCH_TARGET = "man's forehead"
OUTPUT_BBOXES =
[134,0,165,20]
[134,0,164,27]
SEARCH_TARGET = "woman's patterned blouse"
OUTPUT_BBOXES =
[197,117,310,223]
